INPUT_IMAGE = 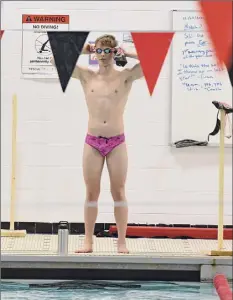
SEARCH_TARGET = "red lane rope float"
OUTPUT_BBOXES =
[108,226,233,239]
[214,274,233,300]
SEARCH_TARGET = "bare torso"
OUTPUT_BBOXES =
[81,68,132,137]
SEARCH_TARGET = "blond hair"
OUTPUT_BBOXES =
[95,34,118,48]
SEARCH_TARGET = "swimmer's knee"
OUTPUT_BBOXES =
[111,186,126,202]
[86,188,100,202]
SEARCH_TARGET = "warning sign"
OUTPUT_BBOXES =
[21,14,70,77]
[22,14,69,24]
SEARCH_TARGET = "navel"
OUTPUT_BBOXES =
[91,89,94,92]
[115,90,118,93]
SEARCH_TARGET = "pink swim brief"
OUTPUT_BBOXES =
[85,133,125,156]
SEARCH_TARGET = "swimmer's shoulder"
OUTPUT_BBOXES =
[81,67,98,81]
[86,67,98,76]
[115,68,131,83]
[113,67,128,78]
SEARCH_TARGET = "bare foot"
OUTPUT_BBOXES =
[117,243,129,254]
[75,241,93,253]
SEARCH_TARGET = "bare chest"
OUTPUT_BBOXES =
[83,75,130,98]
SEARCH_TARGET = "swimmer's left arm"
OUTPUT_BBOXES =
[126,63,144,81]
[124,51,138,60]
[123,54,143,81]
[116,47,143,80]
[122,49,144,81]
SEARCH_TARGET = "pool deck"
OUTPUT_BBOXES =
[1,235,232,282]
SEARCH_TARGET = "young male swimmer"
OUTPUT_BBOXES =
[52,34,143,253]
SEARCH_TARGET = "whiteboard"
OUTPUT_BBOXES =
[171,10,232,146]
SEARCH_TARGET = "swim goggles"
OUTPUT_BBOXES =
[95,48,114,54]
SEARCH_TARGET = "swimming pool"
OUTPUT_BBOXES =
[1,280,222,299]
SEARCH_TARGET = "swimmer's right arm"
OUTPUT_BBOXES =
[50,43,93,80]
[72,43,94,79]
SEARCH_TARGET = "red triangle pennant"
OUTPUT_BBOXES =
[0,30,4,39]
[131,32,174,96]
[198,1,232,68]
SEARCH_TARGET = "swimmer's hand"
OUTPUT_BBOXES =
[114,47,125,57]
[82,43,94,54]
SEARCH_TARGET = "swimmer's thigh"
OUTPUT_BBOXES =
[106,142,128,190]
[82,143,105,192]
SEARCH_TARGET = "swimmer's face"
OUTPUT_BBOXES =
[94,35,118,66]
[95,42,115,66]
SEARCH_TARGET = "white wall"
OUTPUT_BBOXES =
[1,1,232,224]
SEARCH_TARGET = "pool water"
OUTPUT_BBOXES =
[1,280,222,300]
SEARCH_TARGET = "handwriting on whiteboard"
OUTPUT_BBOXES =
[177,21,224,92]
